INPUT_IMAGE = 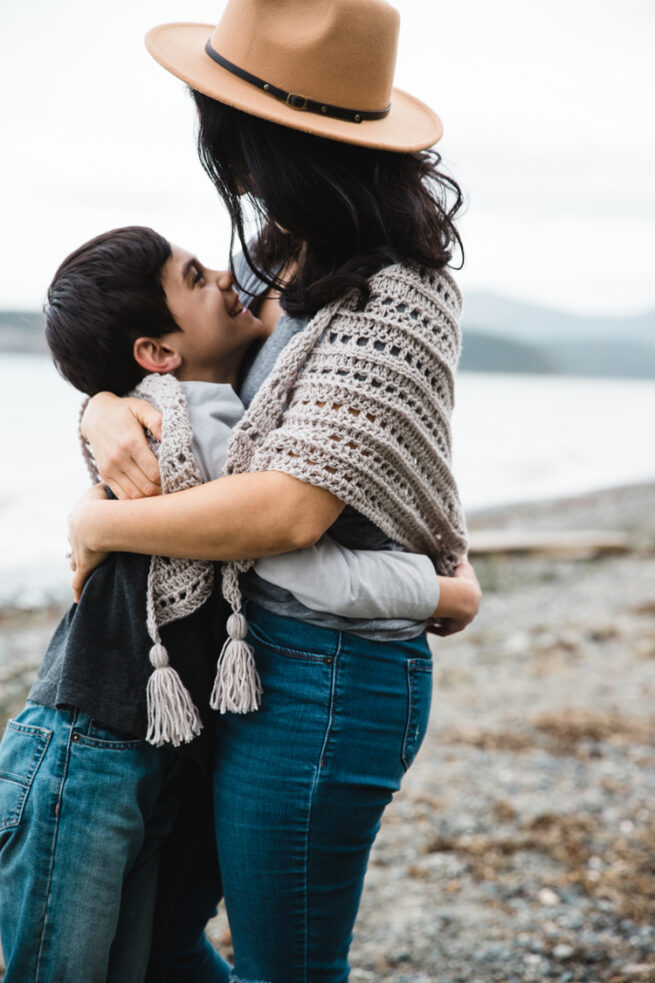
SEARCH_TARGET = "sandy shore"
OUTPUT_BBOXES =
[1,481,655,981]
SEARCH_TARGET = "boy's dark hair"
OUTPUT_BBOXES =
[45,226,180,396]
[191,90,465,318]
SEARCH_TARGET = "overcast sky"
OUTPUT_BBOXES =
[1,0,653,315]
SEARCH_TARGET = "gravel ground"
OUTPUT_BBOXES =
[2,481,655,982]
[341,483,655,983]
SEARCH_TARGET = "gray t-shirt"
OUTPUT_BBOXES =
[232,252,432,641]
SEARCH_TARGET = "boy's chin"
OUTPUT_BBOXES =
[236,306,264,333]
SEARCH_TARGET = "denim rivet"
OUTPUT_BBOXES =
[72,733,80,742]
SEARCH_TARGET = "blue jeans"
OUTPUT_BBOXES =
[162,601,433,983]
[0,703,183,983]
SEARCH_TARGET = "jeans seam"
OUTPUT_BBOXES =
[315,631,342,773]
[0,723,52,831]
[401,659,432,773]
[302,630,343,982]
[34,712,76,983]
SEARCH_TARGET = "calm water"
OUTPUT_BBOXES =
[2,352,654,604]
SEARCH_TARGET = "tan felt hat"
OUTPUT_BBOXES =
[145,0,443,152]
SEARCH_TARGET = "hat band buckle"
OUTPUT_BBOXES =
[204,40,390,125]
[286,93,309,111]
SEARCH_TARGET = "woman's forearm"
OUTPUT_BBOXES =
[78,470,345,561]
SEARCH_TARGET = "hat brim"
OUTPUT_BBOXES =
[145,23,443,152]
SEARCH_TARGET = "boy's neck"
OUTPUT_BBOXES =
[174,365,237,387]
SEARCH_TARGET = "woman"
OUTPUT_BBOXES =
[69,0,480,979]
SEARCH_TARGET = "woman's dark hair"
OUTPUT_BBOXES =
[45,226,180,396]
[191,90,465,316]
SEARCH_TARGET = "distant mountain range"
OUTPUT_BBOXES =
[0,310,46,354]
[1,293,654,378]
[460,291,655,379]
[462,291,655,345]
[460,330,655,379]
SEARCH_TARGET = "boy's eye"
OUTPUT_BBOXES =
[192,266,204,285]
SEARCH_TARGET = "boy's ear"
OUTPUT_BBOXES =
[133,337,182,374]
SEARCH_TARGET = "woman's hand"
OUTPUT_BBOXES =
[67,483,111,602]
[429,555,482,637]
[81,391,163,500]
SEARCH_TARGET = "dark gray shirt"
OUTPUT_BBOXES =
[29,506,228,763]
[233,251,428,641]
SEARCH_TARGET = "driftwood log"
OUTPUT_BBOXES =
[467,529,632,560]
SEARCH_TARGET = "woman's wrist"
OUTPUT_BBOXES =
[71,493,126,555]
[80,391,119,443]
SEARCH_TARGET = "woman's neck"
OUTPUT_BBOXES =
[254,257,299,338]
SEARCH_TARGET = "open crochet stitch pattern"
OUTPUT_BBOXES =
[215,261,469,714]
[79,261,469,724]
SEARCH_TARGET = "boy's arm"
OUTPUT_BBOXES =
[254,537,475,621]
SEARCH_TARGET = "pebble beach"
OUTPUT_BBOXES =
[1,480,654,982]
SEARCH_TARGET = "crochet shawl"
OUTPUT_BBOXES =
[214,261,469,715]
[81,373,213,747]
[80,262,469,736]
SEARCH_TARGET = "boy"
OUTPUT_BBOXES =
[0,226,474,982]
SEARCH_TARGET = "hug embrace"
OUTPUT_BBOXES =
[0,1,481,981]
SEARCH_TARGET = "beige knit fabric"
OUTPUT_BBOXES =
[227,262,467,568]
[80,262,468,722]
[131,374,214,628]
[212,261,469,715]
[81,373,212,746]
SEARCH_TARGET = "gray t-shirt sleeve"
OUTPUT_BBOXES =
[254,535,440,620]
[181,381,245,481]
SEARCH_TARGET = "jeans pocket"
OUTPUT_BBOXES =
[76,719,147,750]
[247,622,335,665]
[0,719,52,831]
[401,658,433,772]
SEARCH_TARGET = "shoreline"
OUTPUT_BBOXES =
[466,476,655,532]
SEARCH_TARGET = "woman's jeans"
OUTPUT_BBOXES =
[163,600,433,983]
[0,704,183,983]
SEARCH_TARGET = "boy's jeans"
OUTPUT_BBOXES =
[0,703,182,983]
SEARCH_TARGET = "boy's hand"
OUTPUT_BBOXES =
[428,555,482,637]
[428,614,474,637]
[81,392,162,500]
[67,483,111,602]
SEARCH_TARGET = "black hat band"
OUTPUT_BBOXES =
[204,41,391,124]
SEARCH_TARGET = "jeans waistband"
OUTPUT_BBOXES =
[24,702,131,741]
[243,599,343,659]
